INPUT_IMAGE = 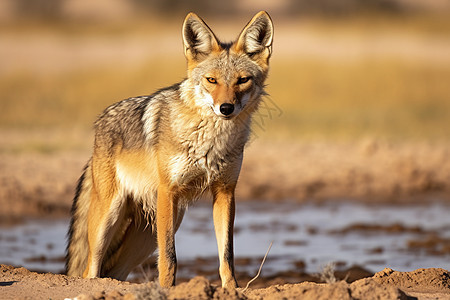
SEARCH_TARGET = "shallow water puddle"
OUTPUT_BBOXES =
[1,202,449,278]
[0,219,67,273]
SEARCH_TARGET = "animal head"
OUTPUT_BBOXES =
[182,11,273,119]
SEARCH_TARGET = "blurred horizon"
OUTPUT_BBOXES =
[2,0,450,22]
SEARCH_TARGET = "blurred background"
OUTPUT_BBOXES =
[1,0,450,140]
[1,0,450,286]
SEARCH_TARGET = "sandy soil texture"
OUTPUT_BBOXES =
[1,264,449,299]
[239,139,450,203]
[1,136,449,223]
[1,134,449,299]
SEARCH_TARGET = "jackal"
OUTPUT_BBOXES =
[66,11,273,288]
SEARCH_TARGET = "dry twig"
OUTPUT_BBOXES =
[242,241,273,293]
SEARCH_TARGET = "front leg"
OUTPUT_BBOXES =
[157,183,178,287]
[212,183,238,288]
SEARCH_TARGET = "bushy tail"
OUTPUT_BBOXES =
[65,160,92,277]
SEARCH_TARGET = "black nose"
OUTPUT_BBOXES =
[220,103,234,116]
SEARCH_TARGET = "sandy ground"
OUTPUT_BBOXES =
[1,134,449,298]
[1,264,449,299]
[1,133,449,223]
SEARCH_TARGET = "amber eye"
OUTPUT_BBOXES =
[206,77,217,84]
[237,76,251,84]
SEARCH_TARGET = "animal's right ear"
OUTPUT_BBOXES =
[182,13,220,62]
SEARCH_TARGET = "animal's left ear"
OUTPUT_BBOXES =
[234,11,274,64]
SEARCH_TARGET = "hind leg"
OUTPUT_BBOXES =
[105,205,185,280]
[83,189,127,278]
[106,215,157,280]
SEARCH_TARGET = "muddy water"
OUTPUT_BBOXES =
[1,202,449,281]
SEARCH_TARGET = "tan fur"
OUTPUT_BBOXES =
[66,11,273,288]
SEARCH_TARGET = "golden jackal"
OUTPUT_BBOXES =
[66,11,273,288]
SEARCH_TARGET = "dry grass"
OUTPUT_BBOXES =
[0,60,185,130]
[267,59,450,140]
[1,15,449,145]
[2,58,449,142]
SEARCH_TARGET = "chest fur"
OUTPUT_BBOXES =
[167,115,246,188]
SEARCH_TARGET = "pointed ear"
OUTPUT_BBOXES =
[234,11,273,63]
[182,12,220,62]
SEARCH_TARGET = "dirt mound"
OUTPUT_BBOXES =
[0,264,136,300]
[374,268,450,294]
[2,264,450,299]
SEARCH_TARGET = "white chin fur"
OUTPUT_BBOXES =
[213,104,222,116]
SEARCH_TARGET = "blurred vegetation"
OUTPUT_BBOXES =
[268,59,450,140]
[1,0,449,144]
[2,49,449,142]
[0,60,184,129]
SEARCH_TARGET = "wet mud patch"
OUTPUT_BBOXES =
[2,201,450,290]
